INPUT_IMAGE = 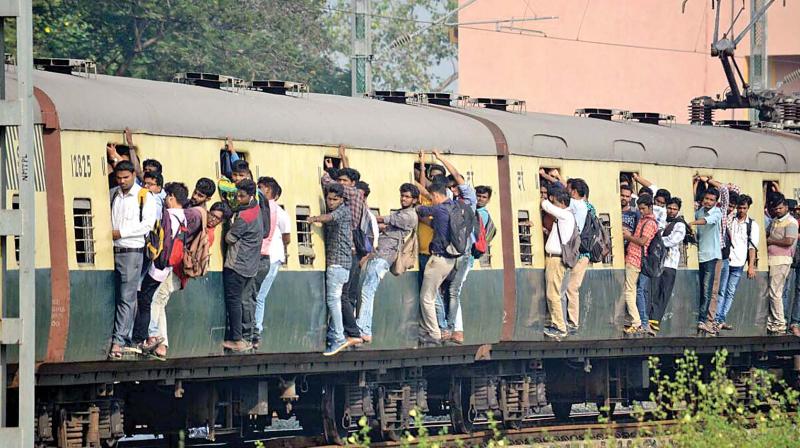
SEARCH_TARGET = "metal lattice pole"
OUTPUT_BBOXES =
[750,0,768,121]
[351,0,372,96]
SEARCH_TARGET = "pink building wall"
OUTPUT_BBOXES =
[457,0,800,122]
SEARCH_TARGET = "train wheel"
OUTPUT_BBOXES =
[449,378,475,434]
[551,402,573,420]
[321,384,347,445]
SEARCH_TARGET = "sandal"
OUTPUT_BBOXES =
[108,344,124,361]
[141,336,165,353]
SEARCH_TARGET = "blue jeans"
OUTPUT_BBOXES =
[435,254,473,332]
[356,257,390,337]
[325,265,350,348]
[783,267,800,326]
[636,274,651,330]
[715,265,743,323]
[698,259,720,324]
[254,261,281,334]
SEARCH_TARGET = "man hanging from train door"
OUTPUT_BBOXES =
[621,195,658,336]
[541,186,576,339]
[565,178,593,335]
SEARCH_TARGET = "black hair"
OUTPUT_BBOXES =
[431,174,447,186]
[428,181,447,197]
[620,183,633,193]
[728,191,739,206]
[547,183,565,197]
[338,167,361,183]
[446,174,457,187]
[767,191,784,208]
[569,178,589,198]
[194,177,216,197]
[737,194,753,207]
[655,188,671,202]
[164,182,189,206]
[232,159,250,174]
[115,145,131,157]
[638,186,653,197]
[637,194,653,207]
[142,159,162,173]
[237,178,257,196]
[400,182,420,199]
[210,201,233,221]
[476,185,493,197]
[551,188,570,206]
[257,176,282,199]
[114,160,135,174]
[667,197,682,209]
[143,171,163,187]
[704,188,720,201]
[355,181,370,198]
[325,182,345,198]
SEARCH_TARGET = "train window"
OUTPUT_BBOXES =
[479,245,492,268]
[73,198,96,265]
[11,194,19,263]
[518,210,533,266]
[323,156,342,171]
[598,213,613,265]
[295,206,315,267]
[370,207,380,217]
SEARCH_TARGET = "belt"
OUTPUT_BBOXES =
[545,253,562,258]
[114,247,144,254]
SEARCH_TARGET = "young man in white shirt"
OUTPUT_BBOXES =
[541,187,575,339]
[109,161,158,360]
[648,197,687,333]
[565,178,592,334]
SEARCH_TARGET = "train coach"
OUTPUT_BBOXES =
[2,62,800,446]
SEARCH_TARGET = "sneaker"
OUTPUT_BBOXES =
[222,340,253,352]
[767,328,786,336]
[648,320,660,332]
[790,325,800,337]
[567,324,579,336]
[323,340,349,356]
[141,336,165,353]
[543,326,568,339]
[451,331,464,345]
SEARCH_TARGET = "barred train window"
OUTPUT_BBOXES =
[295,206,315,267]
[479,245,492,268]
[518,210,533,266]
[73,198,96,265]
[599,213,613,265]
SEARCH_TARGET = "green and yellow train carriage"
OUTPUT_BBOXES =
[4,67,800,446]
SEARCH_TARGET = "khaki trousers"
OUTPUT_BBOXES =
[419,255,456,339]
[565,257,589,328]
[623,264,642,327]
[545,256,567,332]
[768,264,790,332]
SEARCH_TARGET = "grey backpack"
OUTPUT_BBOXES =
[556,220,581,269]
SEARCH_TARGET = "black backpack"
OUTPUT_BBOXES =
[640,220,667,278]
[445,201,475,257]
[580,212,611,263]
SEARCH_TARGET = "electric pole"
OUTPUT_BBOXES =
[351,0,372,97]
[749,0,768,121]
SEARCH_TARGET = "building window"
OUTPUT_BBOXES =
[518,210,533,266]
[295,206,315,267]
[73,198,96,265]
[598,213,613,265]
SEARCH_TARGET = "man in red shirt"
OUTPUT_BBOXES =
[622,195,658,335]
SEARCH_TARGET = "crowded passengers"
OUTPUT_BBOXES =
[106,138,800,360]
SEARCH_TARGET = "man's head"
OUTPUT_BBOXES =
[235,179,257,206]
[540,183,549,200]
[208,201,232,228]
[355,181,370,199]
[666,197,682,219]
[728,191,740,215]
[142,159,162,174]
[143,171,163,194]
[654,188,671,208]
[567,178,589,200]
[163,182,189,209]
[191,177,216,207]
[620,184,633,209]
[789,199,800,219]
[428,181,449,205]
[257,176,282,201]
[736,194,753,219]
[638,186,653,198]
[637,194,654,215]
[772,197,789,219]
[115,145,132,161]
[336,168,360,187]
[325,183,345,211]
[476,185,492,208]
[702,188,720,209]
[428,165,446,180]
[114,161,137,192]
[231,160,250,184]
[446,175,460,198]
[399,183,420,208]
[549,187,570,208]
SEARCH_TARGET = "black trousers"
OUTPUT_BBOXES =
[132,273,163,344]
[341,256,361,338]
[649,267,677,324]
[223,268,254,342]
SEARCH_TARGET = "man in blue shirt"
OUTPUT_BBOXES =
[689,188,723,334]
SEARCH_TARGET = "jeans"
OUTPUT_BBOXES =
[223,268,253,342]
[698,259,721,324]
[254,259,281,335]
[636,274,651,330]
[436,254,473,332]
[113,251,144,346]
[715,265,743,323]
[341,256,362,338]
[782,267,800,326]
[356,257,391,337]
[325,265,351,347]
[132,273,162,344]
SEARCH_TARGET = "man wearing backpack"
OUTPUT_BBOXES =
[356,184,419,343]
[715,195,759,331]
[416,182,458,345]
[132,182,189,355]
[109,161,158,360]
[541,187,576,339]
[649,197,687,334]
[565,178,592,335]
[621,195,659,336]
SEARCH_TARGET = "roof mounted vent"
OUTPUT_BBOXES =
[247,80,308,97]
[689,96,714,125]
[34,58,96,76]
[715,120,751,131]
[173,72,245,90]
[574,108,626,121]
[371,90,409,104]
[468,97,526,113]
[625,111,675,125]
[415,92,454,106]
